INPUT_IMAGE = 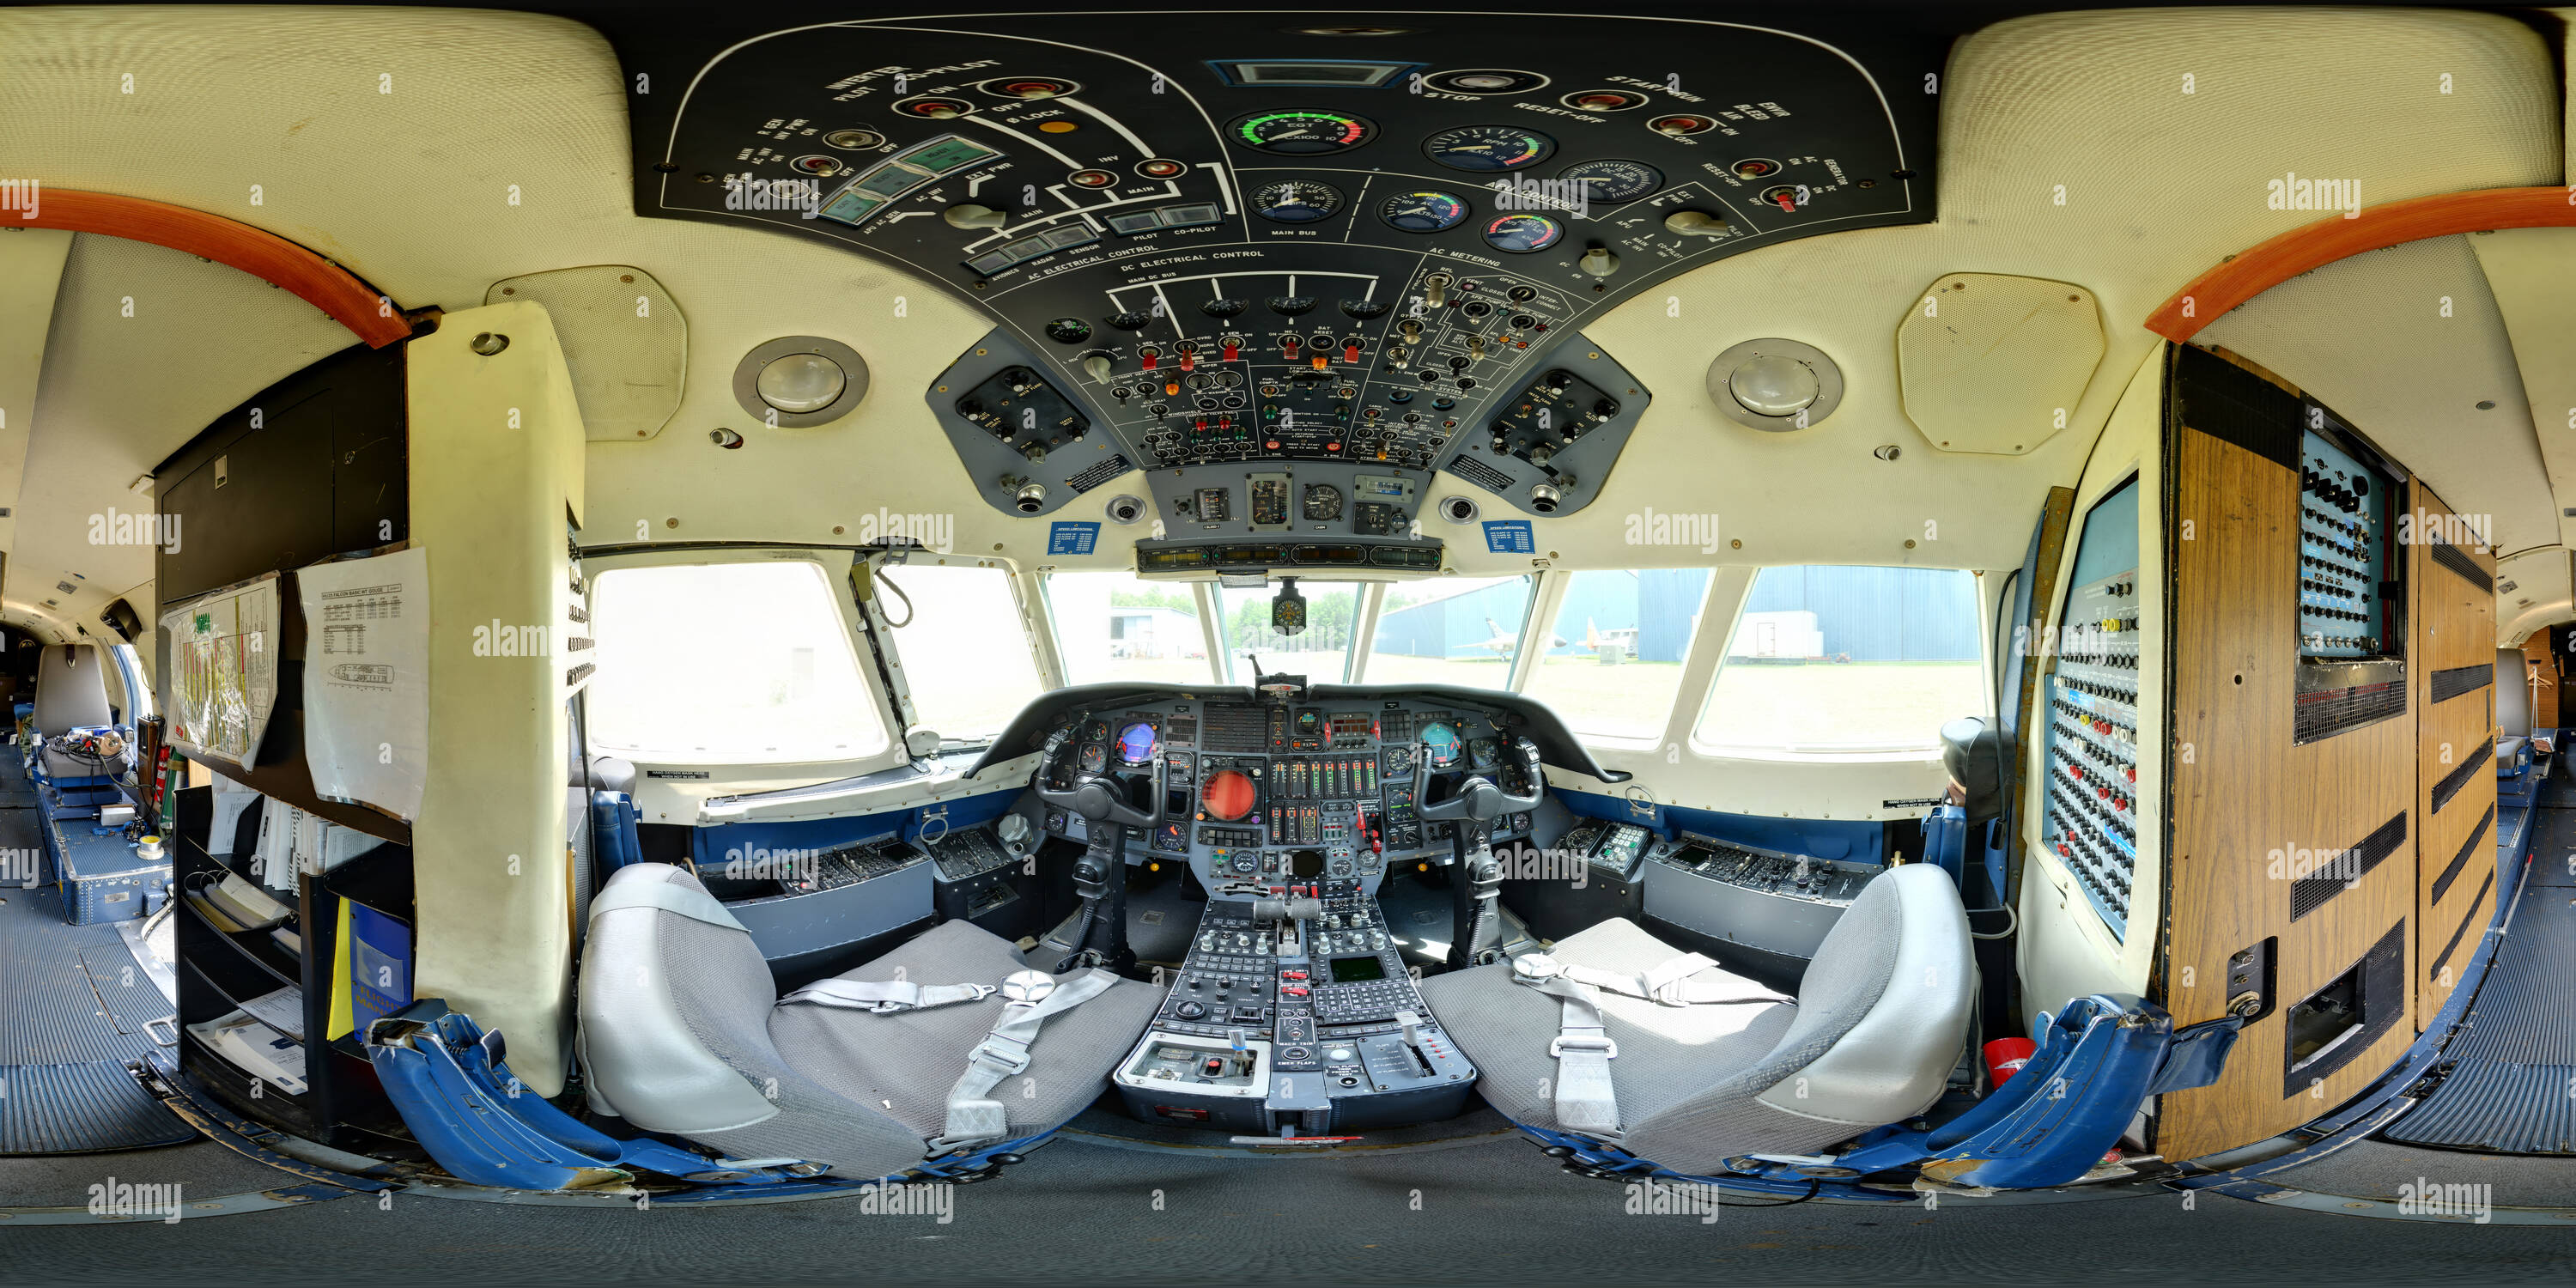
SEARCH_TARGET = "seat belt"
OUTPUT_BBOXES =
[1525,952,1791,1007]
[778,978,997,1013]
[1510,952,1792,1138]
[928,969,1118,1154]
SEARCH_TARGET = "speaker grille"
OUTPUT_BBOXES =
[2288,811,2407,920]
[2430,664,2493,704]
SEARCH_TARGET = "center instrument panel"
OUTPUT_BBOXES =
[1035,693,1542,889]
[641,12,1935,525]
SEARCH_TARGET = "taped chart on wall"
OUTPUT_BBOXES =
[158,572,282,768]
[296,546,429,821]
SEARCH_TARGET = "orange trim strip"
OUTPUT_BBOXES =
[22,189,413,348]
[2148,186,2576,342]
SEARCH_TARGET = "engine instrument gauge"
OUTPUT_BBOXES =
[1230,110,1376,155]
[1078,742,1108,774]
[1482,213,1564,253]
[1557,159,1664,204]
[1378,190,1471,234]
[1252,180,1345,223]
[1303,483,1345,521]
[1420,721,1462,768]
[1423,125,1556,172]
[1116,721,1158,765]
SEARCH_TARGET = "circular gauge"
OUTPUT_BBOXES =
[1469,737,1500,769]
[1379,190,1471,234]
[1296,708,1323,736]
[1252,180,1345,223]
[1423,125,1556,173]
[1116,721,1158,765]
[1084,720,1110,741]
[1078,742,1107,774]
[1558,159,1664,204]
[1420,721,1462,769]
[1202,769,1257,821]
[1425,69,1550,95]
[1303,483,1344,520]
[1483,213,1564,253]
[1230,110,1376,155]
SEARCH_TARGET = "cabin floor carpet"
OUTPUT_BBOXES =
[2262,1138,2576,1209]
[0,787,192,1156]
[2385,800,2576,1154]
[5,1130,2573,1285]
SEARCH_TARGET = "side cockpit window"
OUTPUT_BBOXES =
[587,560,890,763]
[1694,565,1986,756]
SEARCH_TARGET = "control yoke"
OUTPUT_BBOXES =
[1418,738,1545,971]
[1032,730,1164,975]
[1416,737,1546,823]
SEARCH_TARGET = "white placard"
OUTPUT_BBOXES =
[295,547,429,821]
[160,574,282,768]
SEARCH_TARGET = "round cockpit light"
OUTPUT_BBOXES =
[1728,353,1820,416]
[757,352,848,413]
[732,337,870,428]
[1705,338,1844,432]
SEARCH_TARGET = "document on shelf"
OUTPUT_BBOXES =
[295,546,428,822]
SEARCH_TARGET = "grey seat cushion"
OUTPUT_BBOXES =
[582,864,1162,1180]
[1419,865,1970,1176]
[770,920,1165,1140]
[1417,918,1797,1133]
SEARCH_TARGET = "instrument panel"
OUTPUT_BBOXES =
[1039,693,1542,892]
[641,13,1935,522]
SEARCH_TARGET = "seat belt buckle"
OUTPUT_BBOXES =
[1549,1034,1619,1060]
[966,1040,1034,1079]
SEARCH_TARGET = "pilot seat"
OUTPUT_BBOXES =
[578,862,1163,1180]
[30,642,121,785]
[1416,863,1974,1176]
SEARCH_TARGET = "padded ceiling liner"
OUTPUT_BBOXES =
[0,4,2564,604]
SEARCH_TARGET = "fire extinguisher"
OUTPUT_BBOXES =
[1984,1036,2038,1085]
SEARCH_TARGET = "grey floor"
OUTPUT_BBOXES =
[0,749,193,1156]
[4,1129,2573,1286]
[2386,761,2576,1154]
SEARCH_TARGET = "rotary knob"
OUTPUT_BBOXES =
[1176,1001,1208,1019]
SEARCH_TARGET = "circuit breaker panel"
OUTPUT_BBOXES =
[2293,422,2405,742]
[2042,479,2142,941]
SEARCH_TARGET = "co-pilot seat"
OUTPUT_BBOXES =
[2496,646,2533,773]
[31,642,117,782]
[578,863,1163,1179]
[1416,864,1973,1176]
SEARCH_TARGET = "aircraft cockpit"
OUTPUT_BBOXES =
[6,3,2572,1279]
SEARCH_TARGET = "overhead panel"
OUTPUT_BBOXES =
[635,15,1937,526]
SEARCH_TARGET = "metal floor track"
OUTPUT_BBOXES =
[2385,793,2576,1154]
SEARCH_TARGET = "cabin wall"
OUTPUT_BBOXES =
[2414,483,2499,1023]
[2156,347,2439,1162]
